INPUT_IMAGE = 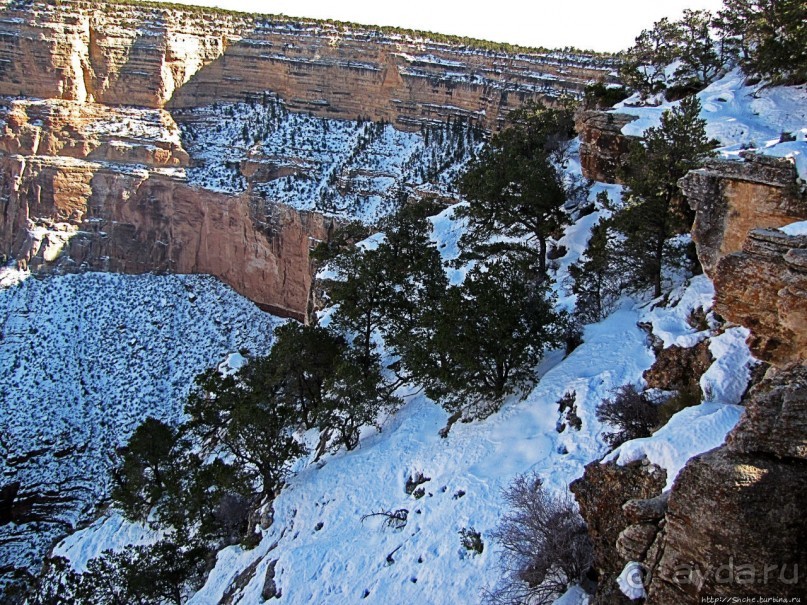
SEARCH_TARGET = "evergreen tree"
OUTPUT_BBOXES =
[715,0,807,84]
[618,17,681,98]
[184,368,306,500]
[619,11,724,99]
[673,10,724,91]
[110,417,178,522]
[569,218,624,323]
[456,103,574,276]
[260,323,345,429]
[613,96,716,297]
[319,344,401,451]
[409,255,566,419]
[61,540,208,605]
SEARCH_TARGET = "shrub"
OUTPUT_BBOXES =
[583,82,630,109]
[459,528,484,555]
[487,473,593,605]
[595,384,660,448]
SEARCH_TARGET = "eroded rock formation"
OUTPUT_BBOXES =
[575,110,638,183]
[0,0,613,131]
[645,365,807,602]
[680,154,806,277]
[576,153,807,604]
[0,154,330,320]
[570,461,667,605]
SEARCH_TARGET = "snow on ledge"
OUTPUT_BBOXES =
[779,220,807,237]
[603,402,744,491]
[617,561,647,600]
[53,513,161,574]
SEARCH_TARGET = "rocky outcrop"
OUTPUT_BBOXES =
[680,154,806,276]
[0,155,330,320]
[644,365,807,602]
[713,228,807,365]
[570,461,667,605]
[0,0,614,132]
[643,339,713,394]
[575,110,638,183]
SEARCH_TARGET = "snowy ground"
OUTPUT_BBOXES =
[0,270,282,588]
[617,69,807,183]
[52,202,753,604]
[175,97,483,222]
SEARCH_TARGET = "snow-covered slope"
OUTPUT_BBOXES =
[617,69,807,182]
[51,198,754,604]
[177,97,483,222]
[0,270,282,589]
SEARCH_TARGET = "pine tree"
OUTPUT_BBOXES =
[613,96,716,297]
[456,103,574,276]
[410,255,566,419]
[110,417,178,522]
[569,218,624,323]
[715,0,807,84]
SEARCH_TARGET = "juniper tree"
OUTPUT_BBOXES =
[408,255,566,419]
[260,322,346,429]
[184,368,306,500]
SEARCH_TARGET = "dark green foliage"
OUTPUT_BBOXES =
[569,217,624,323]
[459,527,484,555]
[619,10,724,99]
[185,368,307,499]
[310,220,371,265]
[596,384,660,448]
[583,81,631,109]
[110,417,178,522]
[456,103,575,275]
[406,256,566,419]
[319,346,400,451]
[670,10,724,91]
[614,97,716,297]
[328,203,448,375]
[34,540,207,605]
[261,322,345,429]
[715,0,807,84]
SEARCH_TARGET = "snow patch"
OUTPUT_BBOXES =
[617,561,647,600]
[604,402,744,491]
[779,220,807,236]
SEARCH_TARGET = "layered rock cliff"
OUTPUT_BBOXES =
[0,0,612,130]
[0,0,614,320]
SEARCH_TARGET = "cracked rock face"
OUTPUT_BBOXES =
[574,110,638,183]
[570,461,666,605]
[714,228,807,365]
[679,154,806,278]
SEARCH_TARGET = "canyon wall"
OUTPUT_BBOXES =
[0,0,614,319]
[0,0,613,131]
[680,154,807,365]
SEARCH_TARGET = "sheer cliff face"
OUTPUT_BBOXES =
[0,0,610,130]
[0,0,612,319]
